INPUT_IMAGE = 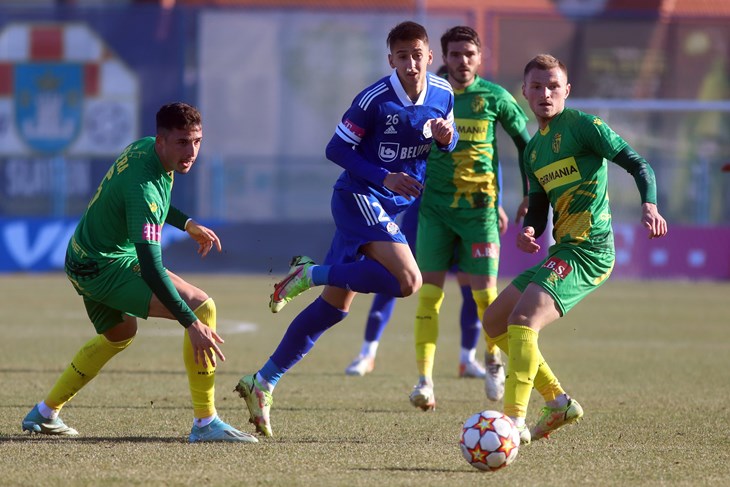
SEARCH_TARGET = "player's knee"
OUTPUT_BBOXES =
[104,315,138,342]
[104,334,135,350]
[193,297,217,330]
[417,283,444,310]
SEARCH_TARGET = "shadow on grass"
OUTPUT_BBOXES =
[0,367,242,377]
[0,435,186,444]
[351,466,462,473]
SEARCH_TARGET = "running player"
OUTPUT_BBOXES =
[22,103,256,443]
[235,21,458,437]
[344,195,508,379]
[408,26,531,411]
[483,54,668,444]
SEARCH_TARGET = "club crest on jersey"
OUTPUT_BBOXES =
[542,256,572,279]
[148,201,158,213]
[471,95,486,114]
[379,142,399,162]
[422,120,432,138]
[552,133,562,154]
[386,221,400,235]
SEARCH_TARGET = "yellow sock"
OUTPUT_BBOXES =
[414,284,444,380]
[473,287,499,356]
[491,330,564,402]
[45,334,134,410]
[491,330,509,355]
[504,325,539,419]
[489,330,564,402]
[184,298,217,419]
[534,357,564,402]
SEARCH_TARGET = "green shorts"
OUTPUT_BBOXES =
[66,253,153,334]
[416,203,500,276]
[511,243,615,316]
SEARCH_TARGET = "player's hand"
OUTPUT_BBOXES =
[186,320,225,367]
[641,203,668,239]
[186,220,222,257]
[498,206,509,235]
[516,226,541,254]
[430,118,454,146]
[384,172,423,199]
[515,196,529,224]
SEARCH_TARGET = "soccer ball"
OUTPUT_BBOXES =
[459,410,520,471]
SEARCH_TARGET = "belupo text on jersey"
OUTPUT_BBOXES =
[378,142,432,163]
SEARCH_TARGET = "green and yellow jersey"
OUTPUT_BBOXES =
[423,75,528,209]
[69,137,173,262]
[524,108,627,251]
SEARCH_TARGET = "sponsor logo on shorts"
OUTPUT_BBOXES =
[472,242,499,259]
[542,256,572,279]
[142,223,161,242]
[386,221,400,235]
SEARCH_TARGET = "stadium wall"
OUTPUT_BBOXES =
[0,4,728,278]
[1,217,728,280]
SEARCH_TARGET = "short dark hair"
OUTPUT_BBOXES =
[387,21,428,50]
[156,102,201,132]
[440,25,480,57]
[523,54,569,79]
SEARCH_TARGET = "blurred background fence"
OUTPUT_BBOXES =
[0,0,728,278]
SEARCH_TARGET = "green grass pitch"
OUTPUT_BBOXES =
[1,273,729,486]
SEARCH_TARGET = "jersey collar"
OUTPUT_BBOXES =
[389,70,427,106]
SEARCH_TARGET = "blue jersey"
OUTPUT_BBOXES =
[330,70,458,216]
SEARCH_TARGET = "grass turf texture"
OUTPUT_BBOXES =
[1,274,729,486]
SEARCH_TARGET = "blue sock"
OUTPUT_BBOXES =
[311,265,330,286]
[459,284,480,349]
[262,297,348,387]
[258,359,284,388]
[327,258,403,296]
[364,294,396,342]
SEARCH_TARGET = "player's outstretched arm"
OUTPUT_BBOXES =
[641,203,668,239]
[185,220,222,257]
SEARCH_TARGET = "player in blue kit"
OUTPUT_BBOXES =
[235,21,458,437]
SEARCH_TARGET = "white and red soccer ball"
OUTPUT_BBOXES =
[459,410,520,471]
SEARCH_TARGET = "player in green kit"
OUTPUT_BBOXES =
[482,54,668,443]
[22,102,257,443]
[409,26,531,411]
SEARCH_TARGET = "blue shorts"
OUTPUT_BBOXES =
[399,196,419,252]
[324,189,409,265]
